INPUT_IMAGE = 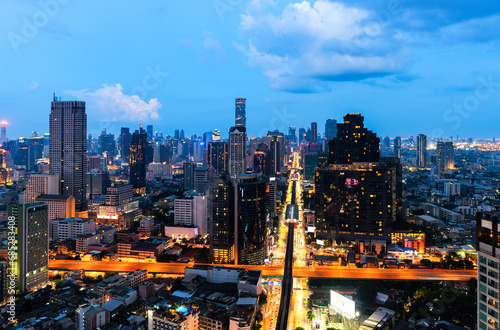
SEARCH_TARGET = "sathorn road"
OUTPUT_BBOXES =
[49,260,476,281]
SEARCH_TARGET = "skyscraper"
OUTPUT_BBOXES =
[229,126,247,178]
[477,212,500,330]
[24,173,59,204]
[1,121,6,145]
[325,119,337,141]
[129,126,147,195]
[328,113,379,164]
[436,141,454,172]
[98,129,116,158]
[120,127,131,161]
[212,129,221,142]
[288,126,297,142]
[207,142,228,176]
[311,122,318,143]
[235,174,267,265]
[416,134,427,168]
[394,136,401,159]
[235,97,246,127]
[8,203,49,293]
[210,173,235,264]
[298,128,306,144]
[183,162,196,190]
[49,95,87,212]
[147,125,153,142]
[266,135,281,177]
[315,114,399,243]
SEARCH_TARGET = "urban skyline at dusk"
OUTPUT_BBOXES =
[1,2,497,330]
[2,1,500,138]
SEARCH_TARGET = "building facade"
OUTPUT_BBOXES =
[49,96,87,212]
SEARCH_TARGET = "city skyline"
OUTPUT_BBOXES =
[2,1,500,139]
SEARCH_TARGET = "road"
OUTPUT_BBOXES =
[49,260,476,281]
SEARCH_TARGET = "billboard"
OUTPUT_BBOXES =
[330,291,356,319]
[307,226,316,233]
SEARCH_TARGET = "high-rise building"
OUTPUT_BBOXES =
[477,212,500,330]
[229,126,247,178]
[49,95,87,212]
[86,170,110,200]
[129,127,148,195]
[235,174,267,265]
[394,136,401,159]
[268,177,277,218]
[315,114,399,243]
[311,122,318,143]
[266,135,280,177]
[8,203,49,293]
[120,127,131,161]
[183,163,196,190]
[24,173,59,203]
[288,126,297,142]
[147,125,153,142]
[35,194,75,220]
[298,128,306,144]
[207,142,228,176]
[235,97,246,127]
[328,113,379,164]
[98,129,116,158]
[174,194,208,235]
[436,141,454,172]
[0,121,6,145]
[174,129,180,140]
[416,134,427,168]
[210,173,235,264]
[325,119,338,141]
[253,151,266,174]
[212,129,221,142]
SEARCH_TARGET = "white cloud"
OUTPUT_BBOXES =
[28,82,39,90]
[65,83,161,122]
[237,0,408,92]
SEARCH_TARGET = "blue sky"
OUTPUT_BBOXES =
[1,0,499,139]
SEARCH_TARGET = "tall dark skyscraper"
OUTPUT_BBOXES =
[49,95,87,212]
[147,125,153,141]
[210,173,235,264]
[120,127,131,161]
[8,203,49,293]
[288,126,297,142]
[174,129,180,140]
[298,128,306,144]
[436,141,454,172]
[315,113,399,243]
[235,97,246,127]
[266,135,281,176]
[311,122,318,143]
[325,119,337,141]
[229,126,247,178]
[328,113,379,164]
[253,151,266,173]
[129,126,147,195]
[207,142,228,176]
[235,174,267,265]
[98,129,116,157]
[394,136,401,159]
[416,134,427,168]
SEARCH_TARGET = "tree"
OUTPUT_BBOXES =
[295,327,306,330]
[259,292,267,305]
[307,310,315,323]
[420,259,433,269]
[255,311,263,323]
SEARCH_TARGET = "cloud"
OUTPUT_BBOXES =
[237,0,408,92]
[28,82,39,90]
[65,84,161,122]
[236,0,500,92]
